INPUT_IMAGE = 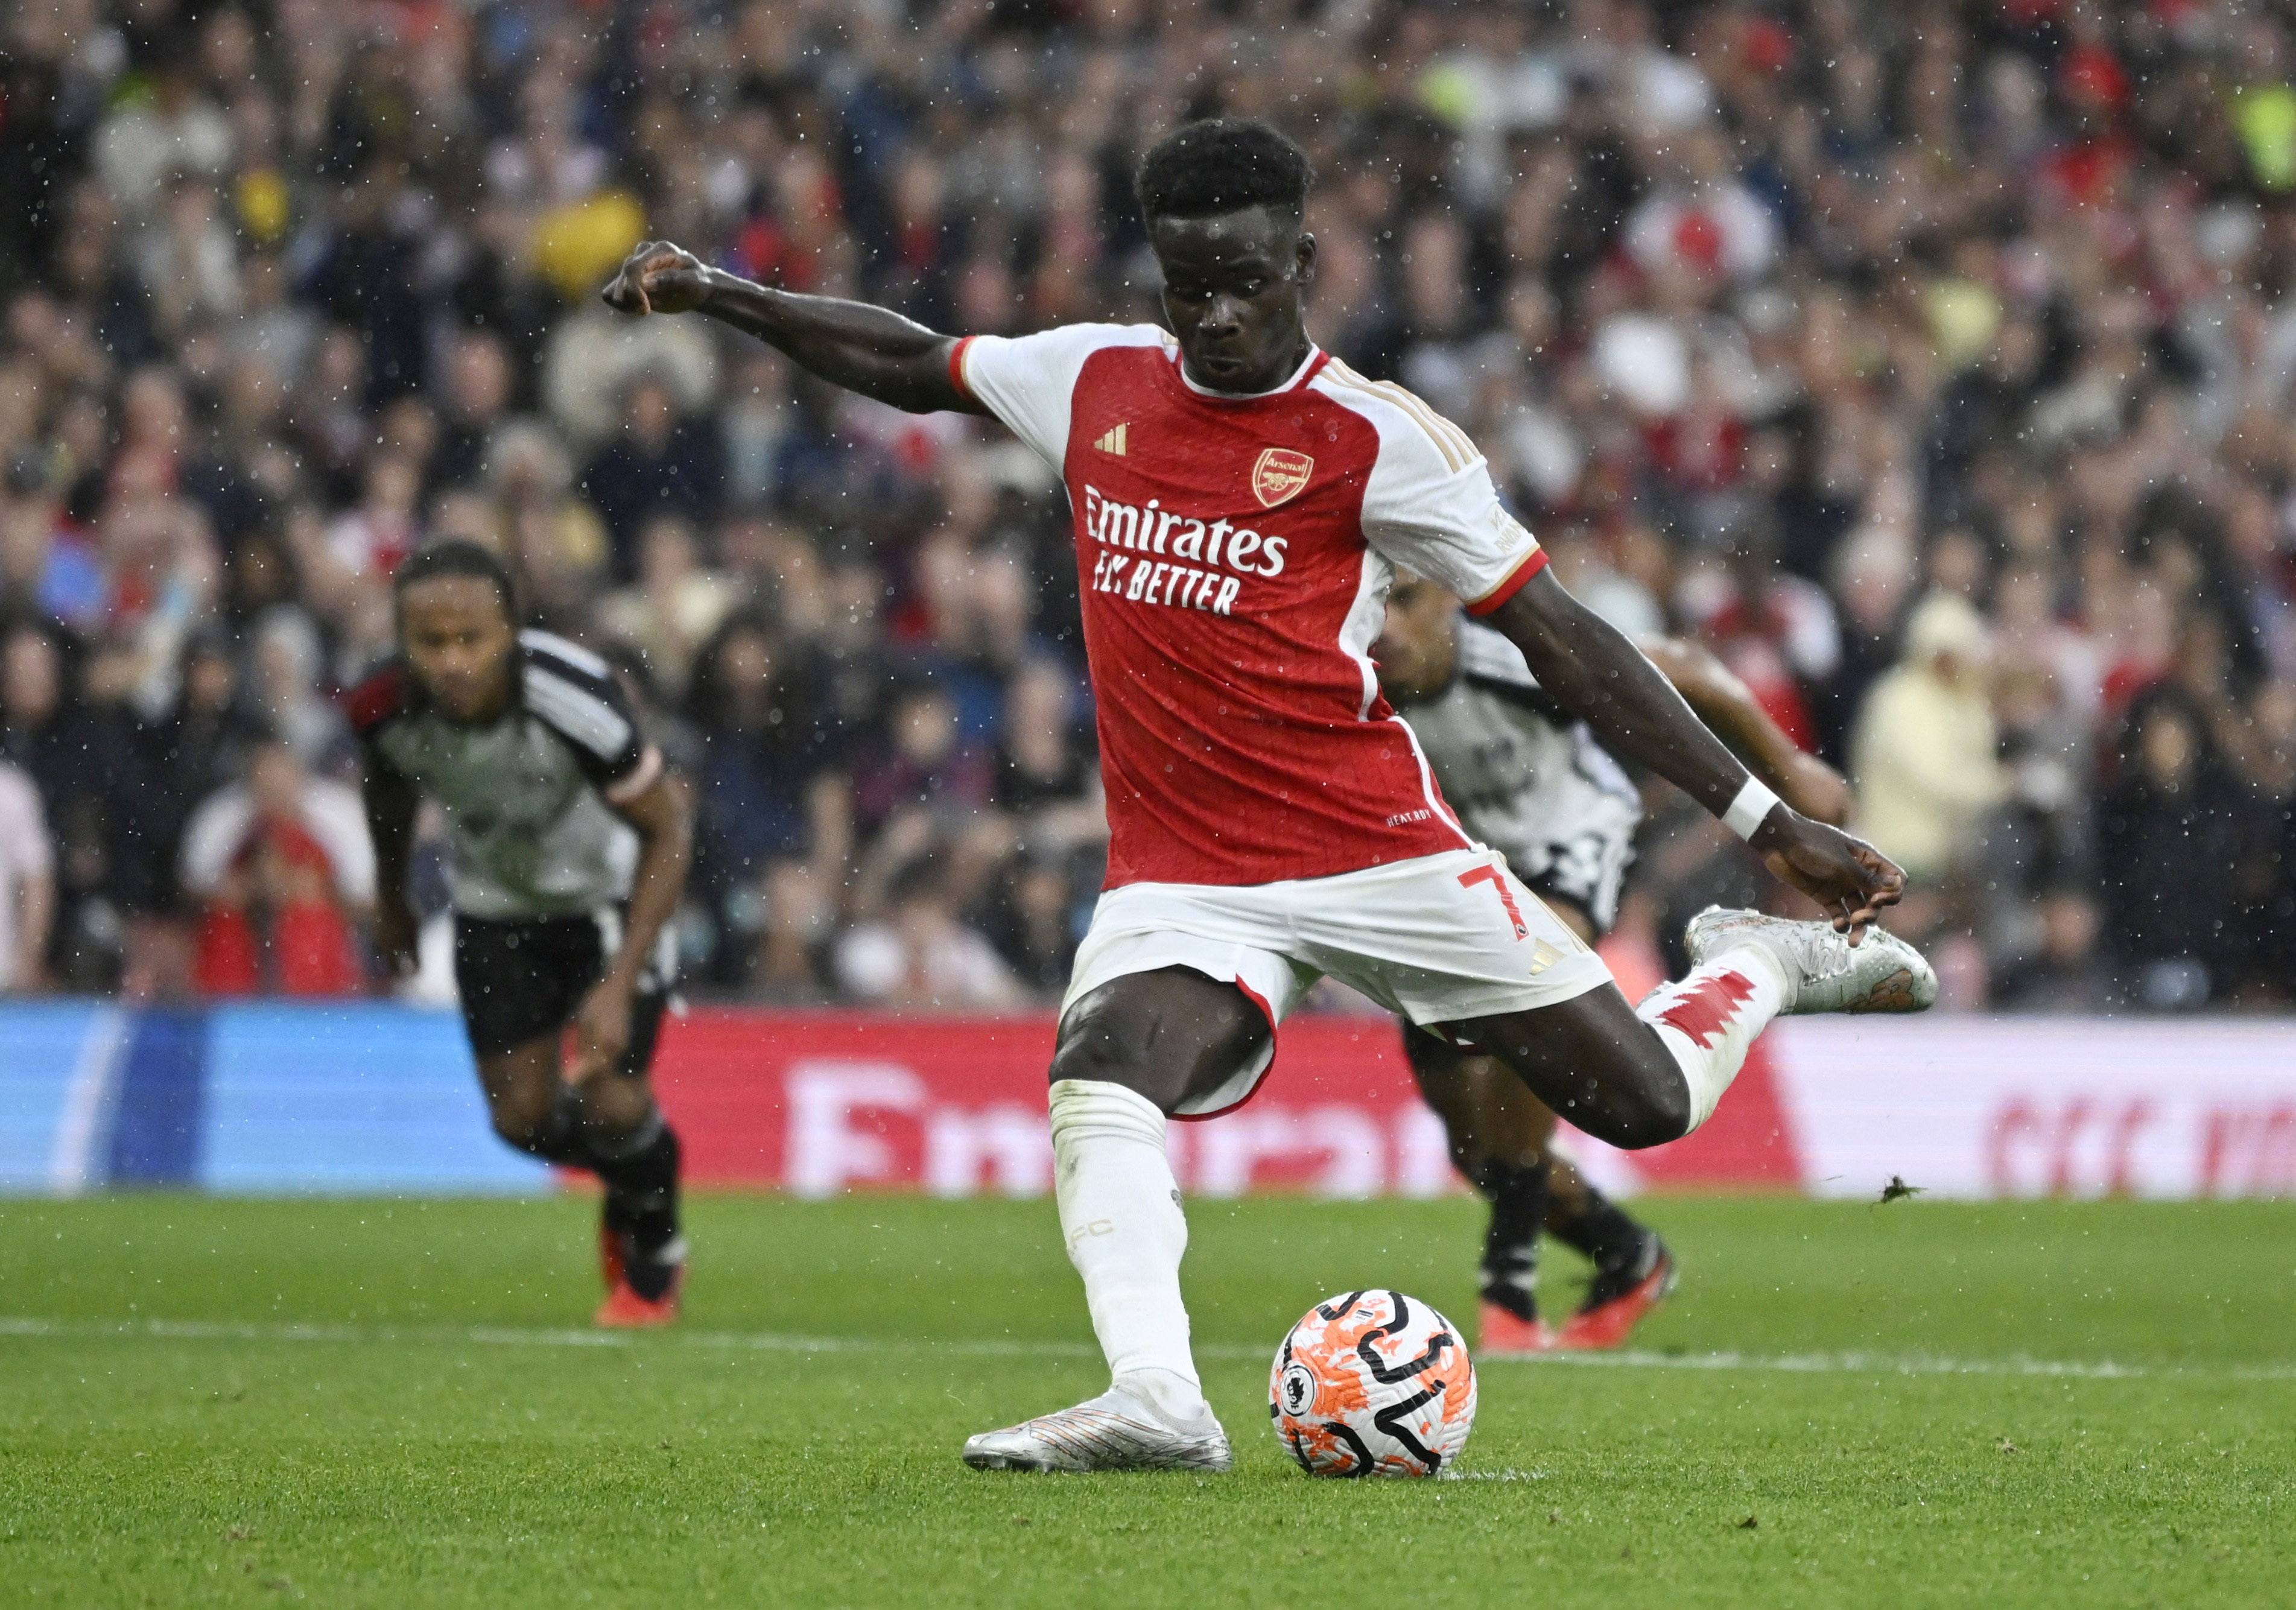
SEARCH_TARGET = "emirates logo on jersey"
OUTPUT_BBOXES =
[1251,446,1314,508]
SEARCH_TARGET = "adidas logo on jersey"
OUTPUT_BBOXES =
[1094,423,1128,455]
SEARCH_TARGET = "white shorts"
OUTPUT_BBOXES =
[1060,848,1616,1117]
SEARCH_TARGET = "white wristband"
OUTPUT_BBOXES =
[1722,777,1781,841]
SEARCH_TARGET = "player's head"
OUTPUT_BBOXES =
[1372,570,1460,706]
[1135,118,1317,396]
[393,539,519,723]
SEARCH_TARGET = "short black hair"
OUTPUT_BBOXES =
[393,539,518,623]
[1135,118,1314,224]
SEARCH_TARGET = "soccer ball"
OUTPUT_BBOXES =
[1269,1290,1477,1478]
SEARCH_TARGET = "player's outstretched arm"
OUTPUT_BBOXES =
[1488,571,1903,936]
[600,241,985,417]
[1640,636,1854,826]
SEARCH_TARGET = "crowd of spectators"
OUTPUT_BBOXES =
[5,0,2296,1012]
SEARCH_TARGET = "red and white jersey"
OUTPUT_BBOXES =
[952,323,1548,889]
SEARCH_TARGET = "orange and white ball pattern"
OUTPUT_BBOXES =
[1270,1290,1477,1478]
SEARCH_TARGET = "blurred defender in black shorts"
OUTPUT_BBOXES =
[454,908,677,1076]
[355,540,696,1327]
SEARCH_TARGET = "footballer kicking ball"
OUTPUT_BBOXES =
[1270,1290,1477,1477]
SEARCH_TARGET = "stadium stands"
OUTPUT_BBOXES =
[3,0,2294,1012]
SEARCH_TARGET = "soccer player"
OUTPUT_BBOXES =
[604,116,1933,1471]
[356,540,695,1327]
[1374,570,1855,1355]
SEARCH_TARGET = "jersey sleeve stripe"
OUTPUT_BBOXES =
[524,665,636,761]
[1370,379,1465,456]
[1327,360,1477,466]
[1368,369,1479,464]
[1322,366,1442,466]
[1372,380,1479,469]
[519,629,612,681]
[1462,548,1550,616]
[949,335,978,401]
[1322,362,1473,472]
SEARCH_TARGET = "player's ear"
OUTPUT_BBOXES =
[1295,230,1318,285]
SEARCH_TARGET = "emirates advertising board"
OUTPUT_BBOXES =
[5,1000,2291,1200]
[653,1011,2296,1203]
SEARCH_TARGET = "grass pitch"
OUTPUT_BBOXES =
[1,1192,2290,1608]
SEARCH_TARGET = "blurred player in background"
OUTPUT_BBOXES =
[355,541,695,1328]
[603,117,1932,1472]
[1375,572,1854,1354]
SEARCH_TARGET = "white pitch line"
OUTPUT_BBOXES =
[0,1315,1103,1359]
[4,1315,2295,1382]
[1487,1347,2163,1381]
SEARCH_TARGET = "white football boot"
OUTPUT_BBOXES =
[961,1380,1232,1474]
[1684,907,1937,1015]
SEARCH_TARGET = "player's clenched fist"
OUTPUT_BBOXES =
[601,241,711,316]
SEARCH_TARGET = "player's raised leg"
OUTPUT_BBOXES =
[960,966,1264,1474]
[1448,908,1936,1155]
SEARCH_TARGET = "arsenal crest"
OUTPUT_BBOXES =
[1251,446,1314,509]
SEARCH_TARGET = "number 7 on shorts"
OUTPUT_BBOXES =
[1457,864,1529,940]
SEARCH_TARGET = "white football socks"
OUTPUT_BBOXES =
[1635,945,1790,1133]
[1048,1077,1209,1424]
